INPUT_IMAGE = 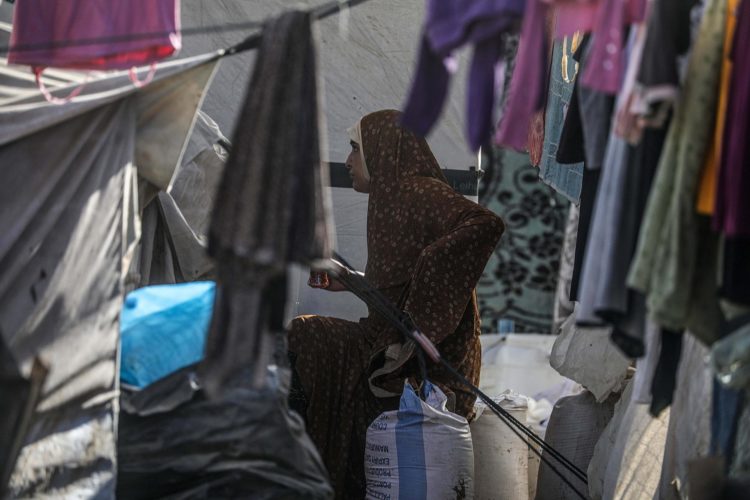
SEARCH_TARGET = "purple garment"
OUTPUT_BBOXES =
[402,0,525,152]
[714,0,750,237]
[8,0,180,70]
[580,0,646,94]
[494,0,549,151]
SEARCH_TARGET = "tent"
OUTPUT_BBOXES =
[0,1,481,496]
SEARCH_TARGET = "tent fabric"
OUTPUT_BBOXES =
[0,54,217,497]
[656,332,712,500]
[587,380,670,500]
[128,111,227,289]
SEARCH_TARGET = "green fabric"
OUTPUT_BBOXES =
[478,148,568,333]
[628,0,726,343]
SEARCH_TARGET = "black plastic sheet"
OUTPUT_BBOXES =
[117,365,333,500]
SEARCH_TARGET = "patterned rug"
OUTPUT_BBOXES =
[478,147,569,333]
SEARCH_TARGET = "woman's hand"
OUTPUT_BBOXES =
[307,270,347,292]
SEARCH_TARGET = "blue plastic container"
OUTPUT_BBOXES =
[120,281,215,389]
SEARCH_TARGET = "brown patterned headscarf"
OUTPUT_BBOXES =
[360,110,450,289]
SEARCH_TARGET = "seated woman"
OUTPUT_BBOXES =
[288,109,504,498]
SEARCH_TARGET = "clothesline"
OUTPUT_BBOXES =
[0,0,373,56]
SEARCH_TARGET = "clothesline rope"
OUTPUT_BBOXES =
[0,0,373,56]
[329,253,589,499]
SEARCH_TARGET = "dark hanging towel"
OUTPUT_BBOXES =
[201,10,332,394]
[649,328,683,417]
[720,237,750,306]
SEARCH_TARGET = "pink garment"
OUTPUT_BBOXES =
[8,0,181,70]
[494,0,550,150]
[553,0,648,93]
[579,0,647,93]
[553,0,599,37]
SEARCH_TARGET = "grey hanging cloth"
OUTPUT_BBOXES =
[202,10,332,394]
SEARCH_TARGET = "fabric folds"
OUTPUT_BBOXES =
[203,10,332,393]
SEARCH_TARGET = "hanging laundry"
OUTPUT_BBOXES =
[556,36,615,301]
[553,0,647,41]
[627,0,726,342]
[649,329,683,416]
[495,0,549,151]
[402,0,525,152]
[633,0,700,123]
[577,0,647,94]
[713,0,750,238]
[496,0,645,150]
[574,22,672,358]
[695,0,740,216]
[202,10,333,393]
[8,0,180,70]
[537,39,584,203]
[612,15,651,145]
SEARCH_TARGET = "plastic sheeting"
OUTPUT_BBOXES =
[550,307,631,402]
[0,54,218,497]
[117,366,333,499]
[479,333,574,399]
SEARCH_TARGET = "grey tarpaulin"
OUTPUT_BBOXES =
[129,111,228,289]
[117,364,333,499]
[0,53,218,497]
[550,306,630,403]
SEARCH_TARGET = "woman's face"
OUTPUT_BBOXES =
[346,140,370,193]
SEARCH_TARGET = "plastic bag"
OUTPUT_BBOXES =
[550,308,630,402]
[117,365,332,499]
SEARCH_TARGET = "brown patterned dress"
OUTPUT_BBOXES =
[289,110,504,498]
